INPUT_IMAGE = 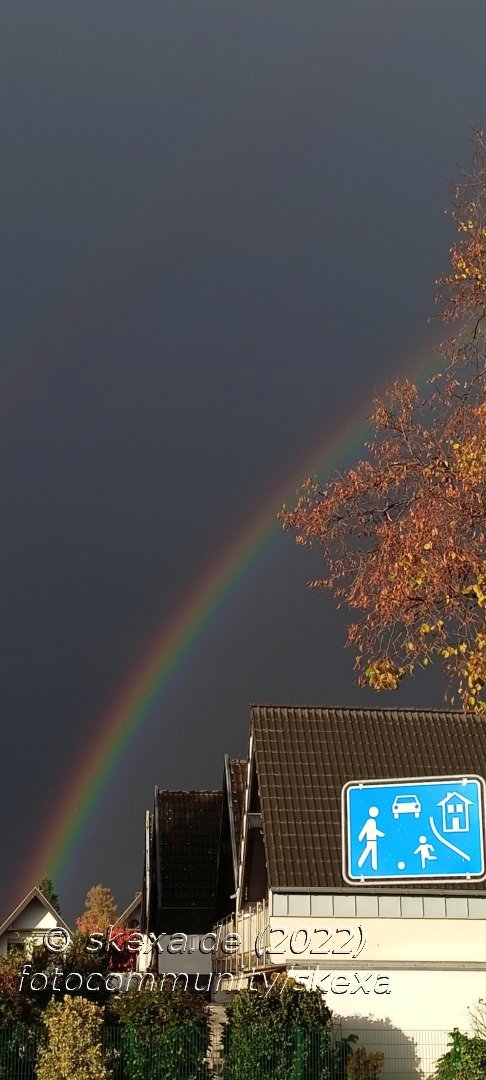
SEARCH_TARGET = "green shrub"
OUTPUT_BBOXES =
[107,989,211,1080]
[223,976,352,1080]
[108,1023,212,1080]
[108,984,208,1027]
[36,997,110,1080]
[225,975,333,1028]
[435,1029,486,1080]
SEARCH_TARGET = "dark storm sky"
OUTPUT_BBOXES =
[1,0,485,923]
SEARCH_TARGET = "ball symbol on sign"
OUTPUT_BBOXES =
[397,861,406,870]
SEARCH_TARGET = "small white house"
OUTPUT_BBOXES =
[438,791,473,833]
[0,886,71,958]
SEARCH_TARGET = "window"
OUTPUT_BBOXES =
[7,937,25,956]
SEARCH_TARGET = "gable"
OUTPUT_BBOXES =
[0,887,71,943]
[8,897,57,932]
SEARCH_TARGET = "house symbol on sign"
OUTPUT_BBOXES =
[437,791,473,833]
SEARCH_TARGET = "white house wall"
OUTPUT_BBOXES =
[267,913,486,964]
[12,898,57,932]
[263,893,486,1075]
[0,899,61,957]
[291,969,482,1079]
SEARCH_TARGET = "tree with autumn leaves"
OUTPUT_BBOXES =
[282,130,485,711]
[76,885,138,972]
[77,885,118,934]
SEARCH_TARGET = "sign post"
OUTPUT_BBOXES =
[342,775,486,883]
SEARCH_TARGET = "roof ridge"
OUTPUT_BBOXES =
[157,788,222,795]
[250,703,468,714]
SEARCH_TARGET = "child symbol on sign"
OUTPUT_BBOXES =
[413,835,437,869]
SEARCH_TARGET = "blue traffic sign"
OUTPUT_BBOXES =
[343,775,485,882]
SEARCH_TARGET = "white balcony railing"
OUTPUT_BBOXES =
[213,900,275,974]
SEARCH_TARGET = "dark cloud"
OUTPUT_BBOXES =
[1,0,485,921]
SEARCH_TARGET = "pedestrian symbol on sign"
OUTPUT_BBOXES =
[357,807,384,870]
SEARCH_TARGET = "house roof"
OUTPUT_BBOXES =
[155,789,222,911]
[225,756,247,879]
[0,886,71,940]
[116,893,142,926]
[437,792,473,806]
[250,705,486,893]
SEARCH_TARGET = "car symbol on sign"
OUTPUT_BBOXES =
[392,794,421,819]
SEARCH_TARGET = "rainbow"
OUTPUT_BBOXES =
[15,342,441,902]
